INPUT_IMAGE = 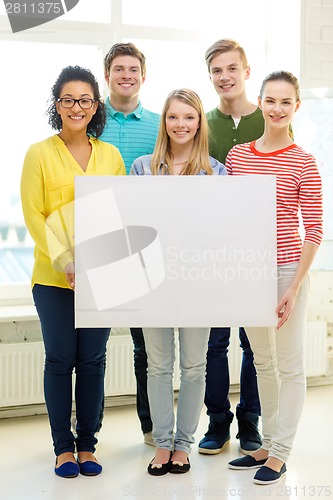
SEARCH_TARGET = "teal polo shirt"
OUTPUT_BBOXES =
[99,97,160,174]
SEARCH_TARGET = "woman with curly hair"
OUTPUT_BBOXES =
[21,66,125,478]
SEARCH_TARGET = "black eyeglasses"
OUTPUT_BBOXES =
[57,98,96,109]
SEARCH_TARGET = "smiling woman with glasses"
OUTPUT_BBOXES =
[20,65,125,479]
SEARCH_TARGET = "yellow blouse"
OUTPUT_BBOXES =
[21,134,126,289]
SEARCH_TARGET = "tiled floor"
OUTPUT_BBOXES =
[1,385,332,500]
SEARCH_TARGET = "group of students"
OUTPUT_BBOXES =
[20,39,323,485]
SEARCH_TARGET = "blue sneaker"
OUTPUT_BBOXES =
[198,420,231,455]
[236,412,262,455]
[228,455,267,470]
[253,464,287,485]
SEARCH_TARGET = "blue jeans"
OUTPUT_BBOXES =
[130,327,152,434]
[33,285,109,456]
[205,327,260,421]
[97,328,151,434]
[143,327,210,454]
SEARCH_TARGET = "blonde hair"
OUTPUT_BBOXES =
[151,89,213,176]
[205,39,248,71]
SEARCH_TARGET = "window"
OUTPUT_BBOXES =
[4,0,327,296]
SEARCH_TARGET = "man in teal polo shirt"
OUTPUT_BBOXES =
[99,42,160,445]
[99,42,160,174]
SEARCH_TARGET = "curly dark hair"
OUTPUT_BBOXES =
[47,65,106,138]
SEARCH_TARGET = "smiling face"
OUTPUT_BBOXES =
[259,80,300,130]
[56,80,97,133]
[209,50,250,102]
[165,98,200,148]
[105,55,145,102]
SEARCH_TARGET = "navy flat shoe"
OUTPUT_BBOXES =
[254,463,287,485]
[78,459,102,476]
[54,459,79,478]
[228,455,267,470]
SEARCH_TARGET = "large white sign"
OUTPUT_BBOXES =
[74,176,277,328]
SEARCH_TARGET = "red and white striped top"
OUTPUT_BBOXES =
[226,141,323,266]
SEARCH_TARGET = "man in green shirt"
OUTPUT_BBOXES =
[206,39,265,164]
[199,39,263,456]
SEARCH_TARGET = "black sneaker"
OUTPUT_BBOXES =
[198,420,231,455]
[236,412,262,455]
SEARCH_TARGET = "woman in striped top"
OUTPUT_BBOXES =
[227,71,323,484]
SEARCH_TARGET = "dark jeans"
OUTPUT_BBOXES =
[33,284,109,456]
[204,327,261,421]
[130,327,152,434]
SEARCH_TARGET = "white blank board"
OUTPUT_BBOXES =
[75,175,277,328]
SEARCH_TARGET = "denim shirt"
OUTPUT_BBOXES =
[130,154,227,176]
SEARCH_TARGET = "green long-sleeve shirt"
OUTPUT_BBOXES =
[206,107,265,164]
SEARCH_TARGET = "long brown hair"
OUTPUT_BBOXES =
[151,89,213,175]
[259,70,300,101]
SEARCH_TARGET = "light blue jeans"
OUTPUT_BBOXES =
[143,327,210,454]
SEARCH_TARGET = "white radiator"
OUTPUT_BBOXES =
[0,322,327,408]
[229,329,242,385]
[304,320,327,377]
[0,342,44,407]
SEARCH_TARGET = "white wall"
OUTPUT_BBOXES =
[301,0,333,88]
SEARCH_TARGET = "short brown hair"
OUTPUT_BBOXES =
[205,39,248,71]
[104,42,146,77]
